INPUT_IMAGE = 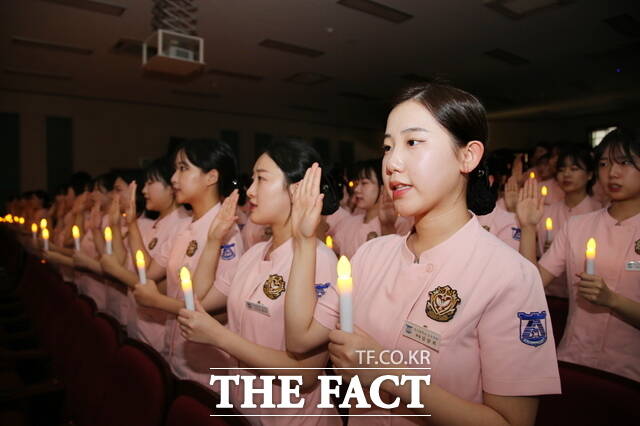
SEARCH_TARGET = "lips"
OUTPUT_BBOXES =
[390,181,412,200]
[608,184,622,193]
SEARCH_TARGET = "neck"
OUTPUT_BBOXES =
[190,191,220,221]
[608,197,640,222]
[157,203,177,221]
[364,204,379,223]
[564,190,587,208]
[410,197,471,259]
[270,221,292,251]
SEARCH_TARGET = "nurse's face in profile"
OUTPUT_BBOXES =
[246,153,294,227]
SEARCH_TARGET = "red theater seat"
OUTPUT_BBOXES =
[91,338,173,426]
[536,361,640,426]
[165,380,249,426]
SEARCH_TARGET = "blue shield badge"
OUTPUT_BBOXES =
[517,311,547,347]
[314,282,331,298]
[511,227,522,241]
[220,243,236,260]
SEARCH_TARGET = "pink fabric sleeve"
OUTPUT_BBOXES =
[154,237,172,268]
[478,260,561,396]
[539,220,569,278]
[312,246,340,330]
[212,227,244,296]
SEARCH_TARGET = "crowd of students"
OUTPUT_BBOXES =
[3,82,639,425]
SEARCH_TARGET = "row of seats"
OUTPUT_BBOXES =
[0,230,249,426]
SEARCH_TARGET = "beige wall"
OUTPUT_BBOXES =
[1,90,381,192]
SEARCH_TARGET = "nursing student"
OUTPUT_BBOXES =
[333,159,413,258]
[131,139,244,383]
[284,83,561,425]
[517,127,640,382]
[177,139,342,425]
[533,146,602,298]
[100,156,191,351]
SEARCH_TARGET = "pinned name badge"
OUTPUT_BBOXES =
[625,261,640,272]
[246,301,270,316]
[402,320,441,351]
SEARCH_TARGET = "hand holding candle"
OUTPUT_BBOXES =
[180,266,195,311]
[585,237,596,274]
[42,228,50,251]
[72,225,81,251]
[104,226,113,254]
[337,255,353,333]
[136,250,147,284]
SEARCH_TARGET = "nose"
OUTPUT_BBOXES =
[246,179,257,200]
[608,162,622,178]
[170,171,178,186]
[384,143,404,177]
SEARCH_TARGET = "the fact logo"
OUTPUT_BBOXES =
[210,372,431,411]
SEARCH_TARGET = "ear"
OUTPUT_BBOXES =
[459,140,484,174]
[288,181,300,198]
[205,169,219,187]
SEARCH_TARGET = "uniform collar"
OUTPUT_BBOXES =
[187,202,220,231]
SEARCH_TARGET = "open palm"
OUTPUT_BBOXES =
[208,189,239,242]
[291,163,324,240]
[516,178,544,227]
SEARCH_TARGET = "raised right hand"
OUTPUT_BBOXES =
[516,178,544,228]
[291,163,324,241]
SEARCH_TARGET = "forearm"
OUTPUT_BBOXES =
[286,238,321,352]
[146,293,184,315]
[92,229,106,256]
[127,220,150,267]
[193,239,222,299]
[610,293,640,329]
[518,226,538,267]
[111,224,127,265]
[104,261,139,288]
[380,222,396,236]
[46,252,74,268]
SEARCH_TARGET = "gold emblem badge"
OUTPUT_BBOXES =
[426,285,461,322]
[482,225,491,232]
[263,274,286,300]
[366,231,378,241]
[635,239,640,255]
[148,237,158,250]
[186,240,198,257]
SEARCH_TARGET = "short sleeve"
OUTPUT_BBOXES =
[539,220,569,278]
[153,237,172,268]
[478,260,561,396]
[313,246,340,330]
[213,227,243,295]
[213,259,235,296]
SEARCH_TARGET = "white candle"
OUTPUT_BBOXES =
[337,255,353,333]
[136,250,147,284]
[180,266,195,311]
[42,228,49,251]
[586,238,596,275]
[31,223,38,243]
[545,217,553,244]
[104,226,113,255]
[72,225,81,251]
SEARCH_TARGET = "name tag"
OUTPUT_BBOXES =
[402,320,441,351]
[246,301,270,316]
[625,261,640,272]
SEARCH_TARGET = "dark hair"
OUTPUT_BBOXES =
[486,149,515,197]
[392,83,495,215]
[556,146,596,195]
[595,127,640,171]
[263,139,340,216]
[111,169,146,215]
[146,156,175,187]
[92,173,117,193]
[69,171,92,196]
[535,153,551,166]
[175,139,238,197]
[31,190,51,209]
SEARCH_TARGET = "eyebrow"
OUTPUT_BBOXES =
[384,127,429,138]
[254,168,269,174]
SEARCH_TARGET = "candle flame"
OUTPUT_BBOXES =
[72,225,80,239]
[42,228,49,240]
[179,266,192,291]
[40,218,47,229]
[541,185,548,196]
[337,256,353,294]
[32,223,38,233]
[545,217,553,231]
[7,214,13,223]
[104,226,112,242]
[348,181,354,188]
[325,235,333,249]
[586,238,596,259]
[529,171,536,179]
[19,217,25,225]
[136,250,146,268]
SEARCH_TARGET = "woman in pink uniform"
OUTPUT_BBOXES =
[177,139,342,425]
[532,146,602,298]
[132,139,244,384]
[334,159,413,258]
[518,127,640,382]
[284,83,561,425]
